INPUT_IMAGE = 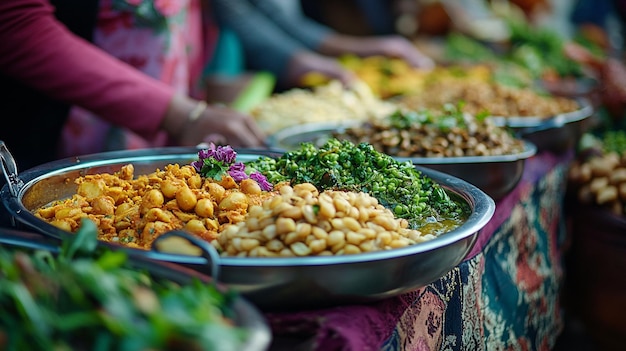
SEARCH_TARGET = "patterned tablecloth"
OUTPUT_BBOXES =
[267,150,573,351]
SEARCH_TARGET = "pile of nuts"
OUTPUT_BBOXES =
[215,183,436,257]
[568,152,626,216]
[334,112,526,158]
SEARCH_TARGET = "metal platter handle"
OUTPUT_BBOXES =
[0,140,24,198]
[151,230,222,283]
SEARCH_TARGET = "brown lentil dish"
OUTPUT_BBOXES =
[333,106,526,158]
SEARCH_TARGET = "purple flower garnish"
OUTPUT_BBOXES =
[250,172,273,191]
[197,148,213,160]
[213,145,237,164]
[192,144,273,191]
[191,160,203,172]
[228,162,248,182]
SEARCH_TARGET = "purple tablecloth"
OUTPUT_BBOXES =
[267,150,574,351]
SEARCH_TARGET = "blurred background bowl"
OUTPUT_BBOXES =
[490,98,594,154]
[268,122,536,200]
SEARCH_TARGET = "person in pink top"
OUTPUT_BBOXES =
[0,0,265,170]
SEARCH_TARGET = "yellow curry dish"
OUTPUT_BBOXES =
[34,162,277,250]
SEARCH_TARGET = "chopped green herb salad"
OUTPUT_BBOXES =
[0,219,249,351]
[246,139,469,229]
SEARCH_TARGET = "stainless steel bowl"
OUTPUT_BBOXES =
[268,122,536,200]
[1,146,495,311]
[490,97,594,154]
[394,142,536,200]
[0,227,272,351]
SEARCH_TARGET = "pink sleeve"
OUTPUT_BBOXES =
[0,0,174,137]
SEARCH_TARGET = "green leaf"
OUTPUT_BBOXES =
[62,218,99,260]
[200,158,229,180]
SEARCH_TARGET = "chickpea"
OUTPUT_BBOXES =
[178,165,195,178]
[219,192,248,211]
[219,176,238,190]
[118,164,134,180]
[142,189,165,210]
[185,219,207,235]
[35,160,277,251]
[77,179,106,200]
[188,174,202,189]
[161,179,180,198]
[195,198,214,218]
[239,178,262,195]
[206,182,226,202]
[176,185,197,212]
[144,208,171,223]
[50,219,72,232]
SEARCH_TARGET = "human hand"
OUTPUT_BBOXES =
[563,42,626,119]
[286,51,357,87]
[320,34,435,69]
[163,95,266,148]
[179,104,266,147]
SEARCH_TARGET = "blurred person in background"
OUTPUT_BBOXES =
[57,0,270,160]
[0,0,265,171]
[211,0,435,90]
[567,0,626,121]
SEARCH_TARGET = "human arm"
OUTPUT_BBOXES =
[211,0,333,87]
[0,0,264,147]
[0,0,173,138]
[211,0,432,88]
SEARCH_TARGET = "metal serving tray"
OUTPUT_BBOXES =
[0,144,495,311]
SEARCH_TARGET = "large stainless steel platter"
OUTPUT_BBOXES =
[268,122,536,200]
[0,146,495,311]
